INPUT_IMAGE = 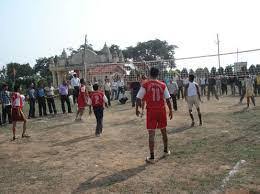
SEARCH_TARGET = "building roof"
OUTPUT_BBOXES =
[87,64,125,75]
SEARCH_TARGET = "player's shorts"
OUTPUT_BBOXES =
[146,108,167,130]
[187,96,199,110]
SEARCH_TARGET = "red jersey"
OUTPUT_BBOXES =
[143,80,166,109]
[12,92,23,108]
[89,91,104,108]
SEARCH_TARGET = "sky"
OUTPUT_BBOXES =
[1,0,260,70]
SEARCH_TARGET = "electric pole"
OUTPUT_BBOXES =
[217,34,221,69]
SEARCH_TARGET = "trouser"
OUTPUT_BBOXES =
[221,85,228,95]
[117,87,124,99]
[105,91,111,106]
[131,89,139,107]
[255,85,260,96]
[170,94,177,111]
[238,86,242,96]
[177,87,184,99]
[231,83,236,96]
[29,98,36,118]
[60,95,72,113]
[207,86,219,100]
[200,85,206,96]
[111,89,118,100]
[216,85,222,96]
[38,96,47,116]
[73,86,80,104]
[240,88,246,103]
[93,107,104,135]
[2,105,12,124]
[47,97,57,114]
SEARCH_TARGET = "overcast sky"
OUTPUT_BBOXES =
[1,0,260,70]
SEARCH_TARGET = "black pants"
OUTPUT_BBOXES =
[60,95,72,113]
[221,85,228,95]
[73,86,80,104]
[47,97,57,114]
[207,86,219,100]
[38,96,47,116]
[255,85,260,96]
[170,94,178,111]
[93,107,104,135]
[131,89,139,107]
[105,91,111,106]
[29,98,36,118]
[117,87,124,99]
[177,87,184,99]
[201,85,206,96]
[2,105,12,124]
[240,89,246,103]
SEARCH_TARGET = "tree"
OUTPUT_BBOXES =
[225,65,233,76]
[189,69,195,75]
[210,67,217,76]
[123,39,178,61]
[195,68,204,78]
[255,64,260,74]
[34,57,52,82]
[203,67,209,76]
[218,67,224,75]
[181,68,188,77]
[6,63,33,80]
[110,44,120,54]
[248,64,256,75]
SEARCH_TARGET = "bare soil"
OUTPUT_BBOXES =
[0,96,259,194]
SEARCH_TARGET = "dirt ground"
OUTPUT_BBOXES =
[0,95,259,194]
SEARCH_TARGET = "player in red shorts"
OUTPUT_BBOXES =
[136,67,173,163]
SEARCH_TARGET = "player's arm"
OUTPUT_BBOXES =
[136,87,145,117]
[164,87,173,120]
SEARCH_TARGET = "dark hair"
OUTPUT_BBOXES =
[93,83,99,91]
[189,74,195,82]
[14,84,20,92]
[80,78,85,84]
[150,67,159,78]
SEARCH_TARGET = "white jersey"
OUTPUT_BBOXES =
[187,81,198,97]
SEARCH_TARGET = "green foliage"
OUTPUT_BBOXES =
[123,39,178,61]
[218,67,224,75]
[181,68,188,77]
[110,44,120,54]
[210,67,217,76]
[34,57,52,82]
[249,64,256,74]
[195,68,204,77]
[225,65,233,75]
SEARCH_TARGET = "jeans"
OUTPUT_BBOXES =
[111,89,118,100]
[131,89,139,107]
[207,86,219,100]
[93,107,104,135]
[2,105,12,124]
[47,97,57,114]
[38,96,47,116]
[170,94,177,111]
[200,85,206,96]
[29,98,36,118]
[177,87,184,99]
[105,91,111,106]
[117,87,124,99]
[60,95,72,113]
[73,86,80,104]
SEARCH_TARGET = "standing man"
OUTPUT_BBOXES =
[130,80,141,107]
[117,77,125,100]
[104,79,111,107]
[111,79,118,100]
[207,76,219,100]
[0,84,12,124]
[184,74,202,127]
[71,73,80,104]
[221,76,228,95]
[199,77,206,96]
[177,76,184,99]
[36,82,47,117]
[216,76,222,96]
[136,67,173,163]
[27,83,36,119]
[59,80,72,114]
[45,82,57,115]
[167,79,178,111]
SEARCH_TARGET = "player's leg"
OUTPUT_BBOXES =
[160,128,170,156]
[247,97,250,108]
[21,111,29,138]
[12,121,16,140]
[147,130,155,161]
[251,96,256,106]
[187,97,195,126]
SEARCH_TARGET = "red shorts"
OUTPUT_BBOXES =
[146,108,167,130]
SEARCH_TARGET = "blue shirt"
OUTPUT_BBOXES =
[0,90,11,105]
[37,88,45,97]
[28,88,36,99]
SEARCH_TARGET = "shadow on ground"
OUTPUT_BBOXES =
[168,125,193,134]
[72,164,147,193]
[52,135,95,147]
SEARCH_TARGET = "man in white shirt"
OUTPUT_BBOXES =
[70,73,80,104]
[111,79,118,100]
[45,82,57,114]
[184,74,202,127]
[104,79,111,106]
[117,78,125,100]
[167,79,179,111]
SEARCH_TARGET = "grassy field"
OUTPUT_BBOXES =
[0,96,259,194]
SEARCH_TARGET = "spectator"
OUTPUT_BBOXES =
[207,76,219,100]
[117,78,125,99]
[177,76,184,99]
[104,79,111,106]
[167,79,178,111]
[45,82,57,115]
[27,83,36,119]
[71,73,80,104]
[111,79,118,100]
[0,83,12,124]
[199,77,206,96]
[221,76,228,95]
[36,82,47,117]
[59,80,72,114]
[216,76,222,96]
[130,80,141,107]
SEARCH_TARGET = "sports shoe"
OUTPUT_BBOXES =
[191,121,195,127]
[163,150,171,157]
[145,157,155,164]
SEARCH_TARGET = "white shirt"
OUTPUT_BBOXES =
[183,78,189,85]
[187,81,198,97]
[111,81,118,90]
[71,77,80,87]
[104,82,111,91]
[200,78,206,85]
[45,86,55,96]
[137,86,171,99]
[117,80,124,87]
